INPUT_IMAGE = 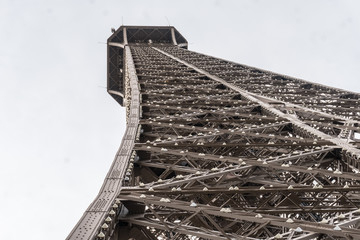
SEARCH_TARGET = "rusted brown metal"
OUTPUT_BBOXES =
[67,26,360,240]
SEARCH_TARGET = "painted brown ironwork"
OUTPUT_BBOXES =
[67,26,360,240]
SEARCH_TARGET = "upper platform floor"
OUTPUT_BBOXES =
[107,26,188,106]
[108,25,187,47]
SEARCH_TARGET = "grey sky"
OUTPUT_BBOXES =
[0,0,359,239]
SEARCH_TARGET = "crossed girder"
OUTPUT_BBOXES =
[68,37,360,240]
[97,45,360,240]
[157,46,360,122]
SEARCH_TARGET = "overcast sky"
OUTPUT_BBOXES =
[1,0,359,239]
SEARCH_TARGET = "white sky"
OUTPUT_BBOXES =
[0,0,359,239]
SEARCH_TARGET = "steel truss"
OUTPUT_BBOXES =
[67,26,360,240]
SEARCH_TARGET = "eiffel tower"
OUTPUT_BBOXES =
[67,26,360,240]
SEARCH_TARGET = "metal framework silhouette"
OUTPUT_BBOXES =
[67,26,360,240]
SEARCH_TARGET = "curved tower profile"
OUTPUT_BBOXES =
[67,26,360,240]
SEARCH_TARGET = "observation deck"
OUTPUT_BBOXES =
[107,26,187,105]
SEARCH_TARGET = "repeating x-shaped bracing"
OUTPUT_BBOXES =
[67,26,360,240]
[103,45,360,240]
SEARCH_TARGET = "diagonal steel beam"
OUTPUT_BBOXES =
[153,47,360,159]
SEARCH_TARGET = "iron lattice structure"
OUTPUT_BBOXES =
[67,26,360,240]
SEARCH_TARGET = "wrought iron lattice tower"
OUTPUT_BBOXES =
[67,26,360,240]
